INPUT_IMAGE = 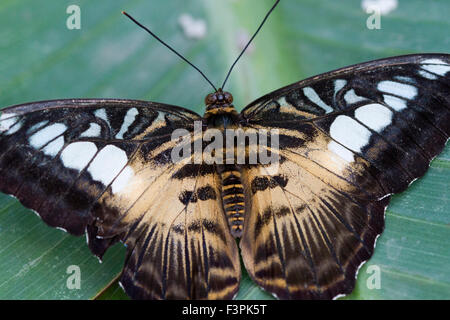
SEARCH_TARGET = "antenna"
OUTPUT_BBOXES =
[221,0,280,90]
[122,0,280,93]
[122,11,218,92]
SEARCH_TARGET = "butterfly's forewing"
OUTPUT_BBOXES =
[239,54,450,299]
[0,99,240,299]
[0,99,196,235]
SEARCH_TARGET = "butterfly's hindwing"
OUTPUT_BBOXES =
[117,164,240,299]
[239,126,390,299]
[240,157,389,299]
[239,54,450,299]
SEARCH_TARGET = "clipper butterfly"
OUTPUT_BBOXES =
[1,53,449,299]
[0,1,449,300]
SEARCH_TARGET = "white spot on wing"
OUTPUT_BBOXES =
[156,111,166,122]
[421,64,450,76]
[87,145,129,189]
[303,87,333,113]
[0,112,19,133]
[344,89,366,104]
[329,115,372,153]
[5,121,22,135]
[328,141,355,162]
[42,136,65,157]
[421,58,449,65]
[61,142,98,171]
[383,94,407,111]
[80,123,102,138]
[116,108,139,139]
[355,103,393,132]
[394,76,414,84]
[418,70,438,80]
[277,96,288,106]
[29,123,67,149]
[28,120,49,134]
[377,81,417,100]
[111,166,134,194]
[178,14,207,40]
[94,109,109,125]
[334,79,347,96]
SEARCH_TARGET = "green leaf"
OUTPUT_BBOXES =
[0,0,449,300]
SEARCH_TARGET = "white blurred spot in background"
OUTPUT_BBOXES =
[236,29,255,53]
[361,0,398,15]
[178,14,207,40]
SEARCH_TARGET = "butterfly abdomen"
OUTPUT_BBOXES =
[219,165,245,238]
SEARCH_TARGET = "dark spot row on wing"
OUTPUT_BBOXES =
[172,164,216,179]
[183,219,227,243]
[178,185,216,205]
[172,224,185,234]
[178,190,198,205]
[197,185,216,200]
[250,175,288,194]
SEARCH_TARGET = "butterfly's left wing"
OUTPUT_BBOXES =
[0,99,240,299]
[239,54,450,299]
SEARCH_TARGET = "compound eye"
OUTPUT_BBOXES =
[205,93,217,105]
[224,92,233,103]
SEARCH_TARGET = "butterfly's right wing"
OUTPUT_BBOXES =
[238,54,450,299]
[0,98,197,239]
[0,99,240,299]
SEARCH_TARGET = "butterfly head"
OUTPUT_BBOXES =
[205,89,233,107]
[204,89,237,118]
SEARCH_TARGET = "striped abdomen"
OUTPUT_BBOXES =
[219,165,245,238]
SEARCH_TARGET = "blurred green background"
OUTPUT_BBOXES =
[0,0,449,300]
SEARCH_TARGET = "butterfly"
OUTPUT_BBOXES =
[1,52,449,299]
[1,2,449,299]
